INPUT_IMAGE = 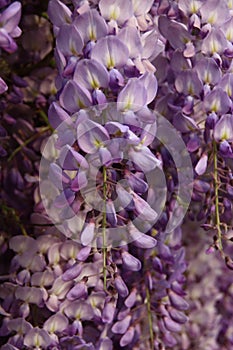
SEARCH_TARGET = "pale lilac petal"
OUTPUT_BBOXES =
[105,121,129,135]
[141,29,164,61]
[9,236,38,254]
[49,163,70,190]
[175,70,202,96]
[67,281,87,300]
[200,0,230,26]
[114,274,129,297]
[168,308,188,324]
[178,0,204,15]
[0,28,17,52]
[59,80,92,114]
[63,56,79,77]
[214,114,233,141]
[62,263,83,281]
[46,294,59,312]
[77,246,92,261]
[132,0,153,16]
[122,251,141,271]
[120,327,135,346]
[92,89,107,105]
[48,243,61,265]
[169,290,189,311]
[109,68,125,90]
[106,200,117,226]
[81,222,95,246]
[54,189,75,208]
[204,88,231,115]
[7,318,32,334]
[219,140,233,157]
[0,1,21,33]
[74,59,109,90]
[71,171,88,191]
[59,145,89,170]
[135,107,156,123]
[54,47,66,75]
[44,314,69,333]
[48,0,72,27]
[0,77,8,94]
[97,338,113,350]
[64,300,94,320]
[48,102,70,129]
[118,26,142,58]
[158,16,191,50]
[112,315,131,334]
[139,72,158,104]
[24,328,52,348]
[134,194,157,221]
[99,146,112,165]
[163,316,182,332]
[56,24,83,57]
[50,277,73,299]
[74,9,108,43]
[128,222,157,248]
[99,0,133,25]
[140,122,157,146]
[19,253,46,272]
[195,154,208,175]
[170,50,190,72]
[222,16,233,43]
[173,113,198,133]
[202,28,228,55]
[125,172,148,193]
[129,146,160,172]
[195,57,221,85]
[91,36,129,69]
[16,269,30,285]
[77,119,109,154]
[184,41,195,58]
[102,301,116,323]
[219,73,233,98]
[107,138,125,162]
[116,184,134,210]
[117,78,147,112]
[124,288,137,308]
[10,25,21,38]
[31,271,54,287]
[152,257,163,273]
[15,287,43,305]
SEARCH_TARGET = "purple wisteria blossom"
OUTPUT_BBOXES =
[2,0,233,349]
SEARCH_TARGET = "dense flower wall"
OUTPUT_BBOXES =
[1,1,233,349]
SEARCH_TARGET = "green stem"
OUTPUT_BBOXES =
[146,286,154,348]
[213,140,223,255]
[37,109,53,127]
[8,126,51,162]
[102,166,107,290]
[146,287,154,349]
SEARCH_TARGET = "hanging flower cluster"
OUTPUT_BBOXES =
[1,0,233,349]
[0,1,22,93]
[153,0,233,264]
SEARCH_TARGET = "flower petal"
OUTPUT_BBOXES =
[91,35,129,69]
[74,9,108,43]
[59,80,92,114]
[77,119,109,154]
[74,59,109,90]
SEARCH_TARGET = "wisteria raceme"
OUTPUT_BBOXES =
[1,0,233,349]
